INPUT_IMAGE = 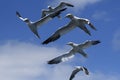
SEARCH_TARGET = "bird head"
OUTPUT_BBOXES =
[47,6,52,10]
[65,13,74,19]
[66,42,74,46]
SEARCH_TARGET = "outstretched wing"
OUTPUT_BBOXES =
[35,8,67,28]
[79,40,101,49]
[82,67,89,75]
[69,66,89,80]
[41,9,53,18]
[16,11,27,21]
[78,24,91,36]
[78,50,88,58]
[69,68,80,80]
[55,2,74,11]
[88,21,97,30]
[42,21,75,44]
[48,49,75,64]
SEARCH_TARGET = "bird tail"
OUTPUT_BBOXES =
[16,11,22,17]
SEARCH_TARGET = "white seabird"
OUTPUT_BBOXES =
[16,8,67,38]
[69,66,89,80]
[42,13,97,44]
[48,40,100,64]
[41,2,74,18]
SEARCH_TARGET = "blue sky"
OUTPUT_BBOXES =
[0,0,120,80]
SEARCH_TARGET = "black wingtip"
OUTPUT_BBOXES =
[16,11,21,17]
[47,60,54,64]
[83,66,89,75]
[42,34,60,45]
[67,4,74,7]
[87,32,91,36]
[92,40,101,45]
[36,34,40,39]
[42,40,49,45]
[60,8,67,11]
[47,59,60,64]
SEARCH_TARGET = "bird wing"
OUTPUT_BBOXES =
[41,9,53,18]
[61,2,74,7]
[82,67,89,75]
[41,10,48,18]
[35,8,67,28]
[88,21,97,30]
[42,21,75,44]
[79,41,92,49]
[48,49,75,64]
[55,2,74,11]
[79,40,100,49]
[69,66,89,80]
[78,50,88,58]
[69,68,81,80]
[78,24,91,36]
[16,11,27,21]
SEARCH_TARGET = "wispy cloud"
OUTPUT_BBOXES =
[0,41,120,80]
[112,29,120,51]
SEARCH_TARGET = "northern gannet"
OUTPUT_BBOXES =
[16,8,67,38]
[69,66,89,80]
[41,2,74,18]
[48,40,100,64]
[42,14,97,44]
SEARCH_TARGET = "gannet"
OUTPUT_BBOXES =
[41,2,74,18]
[42,13,97,44]
[48,40,100,64]
[69,66,89,80]
[16,8,67,38]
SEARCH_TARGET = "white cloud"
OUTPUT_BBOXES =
[49,0,101,11]
[112,29,120,51]
[0,41,120,80]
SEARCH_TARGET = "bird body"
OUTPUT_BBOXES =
[48,40,100,64]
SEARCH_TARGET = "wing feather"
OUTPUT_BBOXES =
[42,21,75,44]
[48,49,75,64]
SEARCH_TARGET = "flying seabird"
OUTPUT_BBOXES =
[48,40,100,64]
[69,66,89,80]
[41,2,74,18]
[16,8,67,38]
[42,13,97,44]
